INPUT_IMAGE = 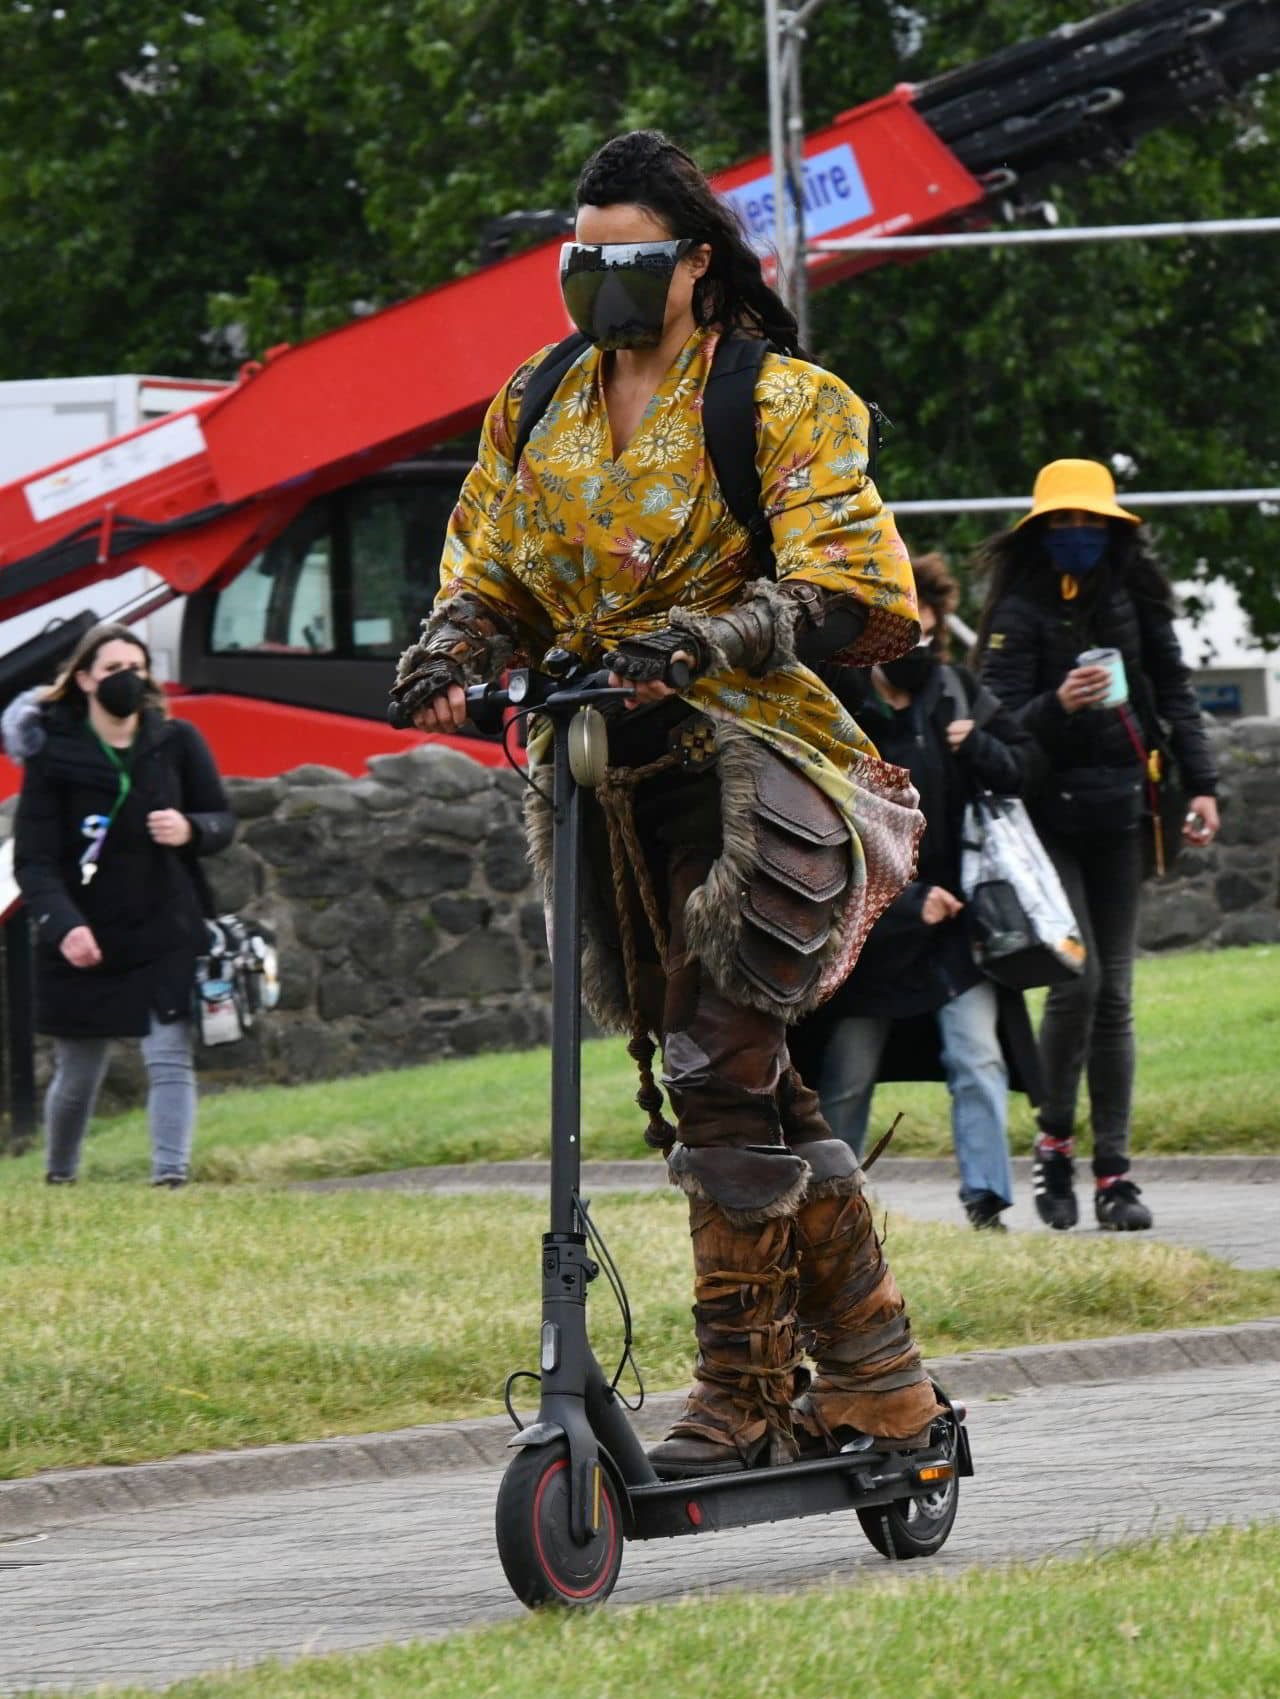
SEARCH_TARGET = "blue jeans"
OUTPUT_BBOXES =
[816,981,1014,1207]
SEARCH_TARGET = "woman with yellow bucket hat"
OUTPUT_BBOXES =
[973,459,1219,1232]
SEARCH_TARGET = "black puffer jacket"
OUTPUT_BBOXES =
[978,553,1217,833]
[818,661,1039,1019]
[788,660,1044,1099]
[11,700,234,1038]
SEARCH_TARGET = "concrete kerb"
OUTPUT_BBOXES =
[293,1154,1280,1194]
[4,1317,1279,1542]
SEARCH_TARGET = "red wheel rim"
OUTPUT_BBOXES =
[530,1458,618,1599]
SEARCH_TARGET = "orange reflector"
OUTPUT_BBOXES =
[916,1464,953,1483]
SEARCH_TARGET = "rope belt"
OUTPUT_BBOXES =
[595,749,682,1152]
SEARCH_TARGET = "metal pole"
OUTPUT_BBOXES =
[785,17,809,347]
[811,216,1280,253]
[765,0,788,295]
[888,489,1280,515]
[764,0,828,338]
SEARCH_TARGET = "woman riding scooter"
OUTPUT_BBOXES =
[391,130,939,1477]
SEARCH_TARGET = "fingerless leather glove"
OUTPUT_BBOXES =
[389,592,515,721]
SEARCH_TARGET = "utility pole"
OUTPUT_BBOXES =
[764,0,828,347]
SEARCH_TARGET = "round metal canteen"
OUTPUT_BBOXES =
[567,706,609,789]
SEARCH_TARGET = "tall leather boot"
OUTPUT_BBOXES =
[647,1197,802,1480]
[793,1185,940,1452]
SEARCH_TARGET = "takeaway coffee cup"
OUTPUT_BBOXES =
[1076,646,1129,707]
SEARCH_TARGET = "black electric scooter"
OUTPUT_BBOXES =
[461,657,973,1610]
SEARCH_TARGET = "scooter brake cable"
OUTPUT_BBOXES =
[572,1189,646,1409]
[500,706,553,804]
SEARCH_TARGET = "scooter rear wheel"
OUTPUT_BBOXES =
[856,1398,961,1561]
[495,1442,624,1608]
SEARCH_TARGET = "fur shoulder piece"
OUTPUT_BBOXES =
[1,688,50,762]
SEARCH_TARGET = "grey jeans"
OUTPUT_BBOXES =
[45,1016,196,1182]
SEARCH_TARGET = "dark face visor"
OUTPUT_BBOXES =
[559,238,694,349]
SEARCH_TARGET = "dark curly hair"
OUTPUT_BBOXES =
[908,550,960,658]
[576,129,803,355]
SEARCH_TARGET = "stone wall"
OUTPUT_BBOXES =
[5,716,1278,1100]
[1137,717,1280,952]
[188,712,1280,1087]
[198,743,553,1087]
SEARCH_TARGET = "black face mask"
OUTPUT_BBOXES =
[95,668,147,719]
[559,238,693,350]
[880,647,936,695]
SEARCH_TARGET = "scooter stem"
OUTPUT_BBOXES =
[548,722,583,1234]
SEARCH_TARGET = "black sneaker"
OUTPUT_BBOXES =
[964,1191,1009,1232]
[1094,1179,1152,1231]
[45,1173,76,1186]
[1032,1142,1078,1230]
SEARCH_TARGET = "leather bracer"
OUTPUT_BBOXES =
[390,592,516,719]
[667,579,867,679]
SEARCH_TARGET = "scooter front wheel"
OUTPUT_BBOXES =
[495,1442,624,1608]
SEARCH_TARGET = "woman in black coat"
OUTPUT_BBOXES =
[6,622,234,1185]
[974,459,1219,1234]
[791,552,1045,1231]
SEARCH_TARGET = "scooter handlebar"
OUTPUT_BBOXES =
[389,660,687,731]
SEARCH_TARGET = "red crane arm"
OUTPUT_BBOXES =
[0,91,980,623]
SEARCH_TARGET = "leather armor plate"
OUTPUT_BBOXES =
[753,756,847,846]
[743,871,837,953]
[755,823,848,902]
[734,753,852,1005]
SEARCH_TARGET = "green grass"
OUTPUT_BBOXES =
[1,943,1272,1186]
[18,1523,1280,1699]
[2,1184,1278,1479]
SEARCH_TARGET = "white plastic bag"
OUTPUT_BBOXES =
[959,794,1086,989]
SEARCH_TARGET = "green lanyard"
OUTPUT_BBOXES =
[93,732,135,828]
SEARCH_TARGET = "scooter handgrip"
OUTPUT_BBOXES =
[666,657,694,690]
[387,699,410,730]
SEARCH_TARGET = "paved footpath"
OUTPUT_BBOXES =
[304,1154,1280,1271]
[2,1360,1277,1695]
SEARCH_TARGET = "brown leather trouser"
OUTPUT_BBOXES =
[589,749,855,1221]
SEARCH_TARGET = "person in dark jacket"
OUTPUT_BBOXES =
[974,459,1219,1233]
[6,622,234,1186]
[791,552,1043,1230]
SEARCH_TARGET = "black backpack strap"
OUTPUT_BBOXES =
[939,663,1002,730]
[704,334,775,575]
[704,335,887,578]
[866,402,886,485]
[938,664,969,722]
[511,332,591,469]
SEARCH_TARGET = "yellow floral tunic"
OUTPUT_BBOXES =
[437,326,919,804]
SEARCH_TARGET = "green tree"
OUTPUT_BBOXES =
[814,4,1280,636]
[0,1,1275,632]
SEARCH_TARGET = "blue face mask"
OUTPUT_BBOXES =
[1044,525,1108,575]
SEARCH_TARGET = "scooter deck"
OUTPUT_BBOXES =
[625,1435,964,1541]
